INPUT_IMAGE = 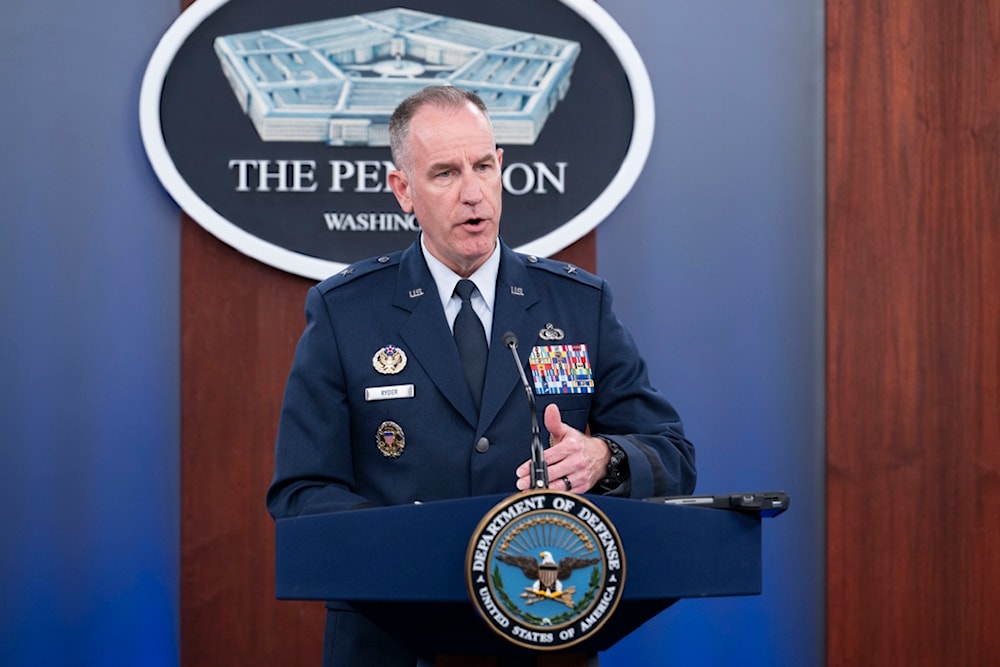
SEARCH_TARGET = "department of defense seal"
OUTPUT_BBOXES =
[465,490,625,650]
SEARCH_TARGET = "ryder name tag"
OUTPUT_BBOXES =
[365,384,415,401]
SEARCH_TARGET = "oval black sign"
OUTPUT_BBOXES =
[140,0,653,279]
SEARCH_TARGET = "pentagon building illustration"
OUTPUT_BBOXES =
[213,8,581,146]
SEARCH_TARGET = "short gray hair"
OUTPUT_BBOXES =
[388,86,493,172]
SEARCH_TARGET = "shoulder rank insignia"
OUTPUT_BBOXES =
[376,421,405,458]
[373,345,407,375]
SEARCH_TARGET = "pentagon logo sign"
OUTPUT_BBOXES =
[139,0,654,280]
[465,490,625,650]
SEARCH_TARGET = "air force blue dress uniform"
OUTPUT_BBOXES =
[266,238,696,665]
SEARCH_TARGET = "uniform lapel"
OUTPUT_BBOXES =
[393,242,480,427]
[479,245,541,431]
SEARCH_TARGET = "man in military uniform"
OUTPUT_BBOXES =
[267,85,696,666]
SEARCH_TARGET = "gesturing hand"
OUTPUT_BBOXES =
[515,403,612,493]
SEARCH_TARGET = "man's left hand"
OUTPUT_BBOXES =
[515,403,611,493]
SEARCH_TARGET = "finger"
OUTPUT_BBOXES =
[543,403,565,442]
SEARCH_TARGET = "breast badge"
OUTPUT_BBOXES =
[372,344,407,375]
[465,490,625,650]
[375,420,405,458]
[538,323,564,341]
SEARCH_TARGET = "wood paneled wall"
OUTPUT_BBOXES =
[826,1,1000,664]
[180,221,321,666]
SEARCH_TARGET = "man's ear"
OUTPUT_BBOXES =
[387,169,413,213]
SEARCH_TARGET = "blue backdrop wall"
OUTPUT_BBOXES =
[0,1,823,665]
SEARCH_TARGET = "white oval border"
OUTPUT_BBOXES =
[139,0,654,280]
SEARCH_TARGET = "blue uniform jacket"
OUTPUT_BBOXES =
[267,239,696,518]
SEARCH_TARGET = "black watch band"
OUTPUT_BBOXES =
[596,436,630,490]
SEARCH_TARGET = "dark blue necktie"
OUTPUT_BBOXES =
[453,279,487,407]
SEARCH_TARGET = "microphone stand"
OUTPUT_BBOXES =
[503,332,548,489]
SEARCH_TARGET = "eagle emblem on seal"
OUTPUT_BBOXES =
[497,550,599,608]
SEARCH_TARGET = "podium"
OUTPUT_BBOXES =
[275,493,764,657]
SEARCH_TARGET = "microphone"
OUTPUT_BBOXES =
[503,332,548,489]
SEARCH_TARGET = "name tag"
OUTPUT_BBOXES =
[365,384,415,401]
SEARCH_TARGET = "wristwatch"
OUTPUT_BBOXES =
[595,436,630,492]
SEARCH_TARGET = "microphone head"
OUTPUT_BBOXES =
[502,331,518,349]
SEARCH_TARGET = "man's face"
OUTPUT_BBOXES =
[388,101,504,277]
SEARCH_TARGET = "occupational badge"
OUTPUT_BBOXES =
[372,345,407,375]
[528,345,595,394]
[465,490,625,650]
[375,420,405,458]
[538,323,564,341]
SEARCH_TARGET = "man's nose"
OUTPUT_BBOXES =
[459,171,484,203]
